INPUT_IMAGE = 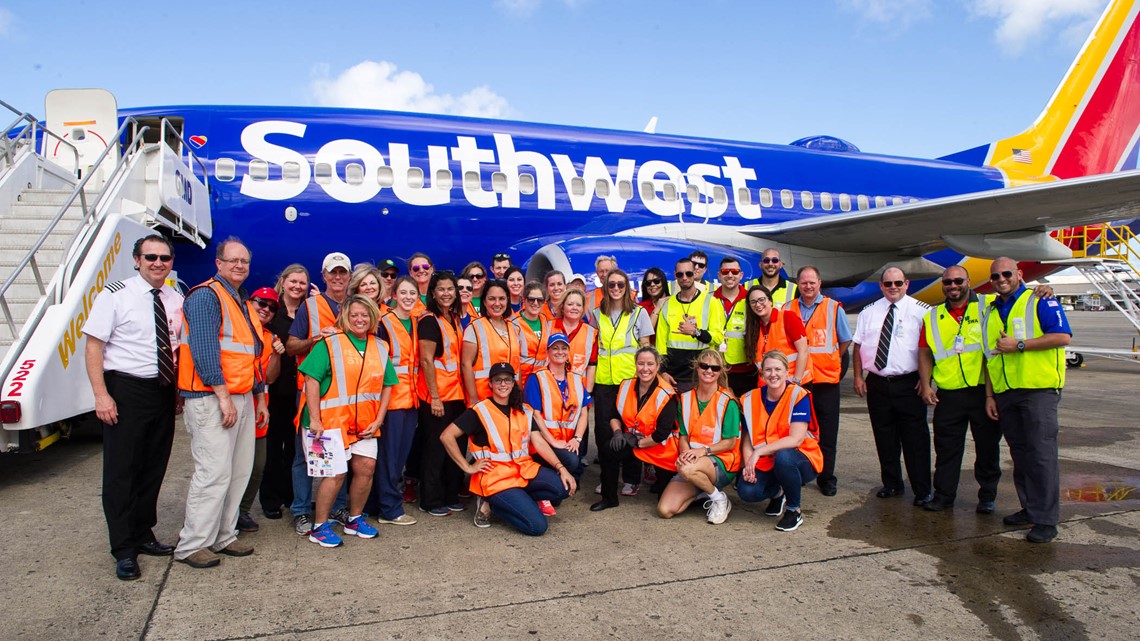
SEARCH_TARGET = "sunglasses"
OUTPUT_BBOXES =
[691,262,706,269]
[468,272,486,280]
[990,270,1015,281]
[252,298,278,312]
[526,296,545,303]
[675,270,694,278]
[697,362,722,372]
[381,271,398,279]
[141,253,173,263]
[607,282,626,290]
[493,253,511,261]
[720,268,741,275]
[749,297,770,306]
[941,277,966,286]
[881,280,906,288]
[761,257,780,264]
[457,285,474,292]
[411,264,432,272]
[644,278,663,286]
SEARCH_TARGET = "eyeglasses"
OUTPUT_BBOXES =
[457,285,474,292]
[990,270,1015,281]
[644,278,663,286]
[697,362,722,372]
[675,270,694,278]
[941,277,966,286]
[881,280,906,288]
[252,298,278,312]
[491,377,514,385]
[493,253,511,261]
[691,262,706,269]
[141,253,173,263]
[761,257,781,264]
[411,264,432,272]
[220,257,251,266]
[526,296,545,303]
[749,297,770,306]
[719,268,741,275]
[381,271,398,279]
[467,272,485,280]
[607,282,626,290]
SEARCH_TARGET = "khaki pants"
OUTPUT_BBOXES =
[174,393,255,559]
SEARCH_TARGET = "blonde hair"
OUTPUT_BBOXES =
[560,288,587,314]
[336,295,381,335]
[348,267,384,304]
[274,264,310,302]
[760,350,790,371]
[691,348,729,388]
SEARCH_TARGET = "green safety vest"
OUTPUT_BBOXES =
[724,298,749,365]
[594,307,642,385]
[655,289,726,355]
[980,290,1066,394]
[923,296,988,390]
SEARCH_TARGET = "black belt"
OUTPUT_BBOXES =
[106,370,169,387]
[866,371,918,382]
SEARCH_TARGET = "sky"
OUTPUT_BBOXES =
[0,0,1112,160]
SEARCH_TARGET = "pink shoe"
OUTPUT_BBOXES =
[538,500,557,516]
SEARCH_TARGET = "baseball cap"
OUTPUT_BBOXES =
[251,287,279,303]
[568,274,587,285]
[323,252,352,273]
[488,362,516,380]
[379,258,399,273]
[546,332,570,349]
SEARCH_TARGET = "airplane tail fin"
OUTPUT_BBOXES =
[986,0,1140,183]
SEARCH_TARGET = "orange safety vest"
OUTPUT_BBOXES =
[467,317,523,401]
[464,301,480,321]
[255,327,274,438]
[305,332,390,446]
[296,294,339,390]
[379,312,419,410]
[739,385,822,473]
[178,279,263,395]
[755,308,806,383]
[617,376,678,471]
[784,297,842,384]
[539,302,559,322]
[416,313,466,403]
[468,400,541,497]
[513,315,548,389]
[529,368,585,442]
[679,388,741,472]
[554,320,597,377]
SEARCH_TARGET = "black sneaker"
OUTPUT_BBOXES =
[775,509,803,532]
[1003,509,1032,526]
[764,493,786,517]
[329,507,352,526]
[1026,524,1058,543]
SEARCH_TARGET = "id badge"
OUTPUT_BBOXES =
[953,335,965,354]
[1011,317,1027,341]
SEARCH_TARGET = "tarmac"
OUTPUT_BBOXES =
[1,311,1137,641]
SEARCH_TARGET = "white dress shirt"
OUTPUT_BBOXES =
[853,295,928,376]
[83,274,184,378]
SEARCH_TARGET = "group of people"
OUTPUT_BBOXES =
[83,237,1071,581]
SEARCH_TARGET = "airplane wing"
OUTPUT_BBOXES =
[738,169,1140,256]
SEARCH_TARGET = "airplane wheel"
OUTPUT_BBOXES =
[1066,353,1084,368]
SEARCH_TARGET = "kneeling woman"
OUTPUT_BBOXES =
[736,351,822,532]
[441,363,578,535]
[657,349,741,525]
[300,295,397,547]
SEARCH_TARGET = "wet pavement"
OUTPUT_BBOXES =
[0,311,1137,640]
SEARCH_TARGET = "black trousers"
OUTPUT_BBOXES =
[418,400,466,510]
[996,388,1061,526]
[809,382,841,484]
[727,370,757,398]
[865,372,931,497]
[101,372,175,561]
[593,384,642,503]
[932,386,1002,503]
[259,389,297,511]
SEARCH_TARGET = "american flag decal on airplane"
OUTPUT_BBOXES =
[1012,148,1032,163]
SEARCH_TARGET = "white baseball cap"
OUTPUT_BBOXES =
[322,252,352,273]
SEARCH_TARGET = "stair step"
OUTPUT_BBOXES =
[0,217,83,234]
[16,189,96,205]
[6,203,86,219]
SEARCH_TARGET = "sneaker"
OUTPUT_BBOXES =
[293,514,313,536]
[447,502,466,512]
[1026,524,1058,543]
[237,512,259,533]
[594,483,602,495]
[621,483,639,496]
[1003,509,1032,527]
[308,522,343,548]
[402,478,417,503]
[705,496,732,525]
[473,497,492,528]
[765,493,787,517]
[329,508,351,526]
[376,514,417,526]
[643,466,657,483]
[344,515,379,539]
[215,539,254,556]
[419,506,451,517]
[538,500,556,516]
[775,509,803,532]
[177,549,220,569]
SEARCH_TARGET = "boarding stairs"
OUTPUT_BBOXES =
[0,90,212,451]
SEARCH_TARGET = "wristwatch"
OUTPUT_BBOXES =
[1016,340,1026,352]
[704,446,712,456]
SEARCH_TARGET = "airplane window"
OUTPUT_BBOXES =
[780,189,794,209]
[618,180,633,200]
[570,177,586,197]
[640,181,656,201]
[214,158,236,182]
[283,161,301,182]
[519,173,536,195]
[892,196,903,206]
[875,196,887,208]
[839,193,851,211]
[857,195,869,210]
[759,188,773,208]
[595,179,610,198]
[407,167,425,189]
[435,169,453,190]
[491,171,508,193]
[314,162,332,185]
[737,187,752,206]
[377,166,395,188]
[713,185,727,204]
[686,184,701,202]
[464,171,481,191]
[249,159,269,182]
[820,192,833,211]
[346,163,365,186]
[800,191,814,209]
[663,183,677,201]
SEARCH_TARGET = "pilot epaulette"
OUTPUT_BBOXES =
[104,280,126,293]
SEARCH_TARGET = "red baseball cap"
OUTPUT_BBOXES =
[251,287,279,303]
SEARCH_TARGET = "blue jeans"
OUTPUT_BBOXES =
[541,446,585,481]
[486,467,570,536]
[735,449,818,510]
[372,409,418,520]
[290,428,347,517]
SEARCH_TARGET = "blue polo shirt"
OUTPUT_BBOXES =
[992,284,1072,335]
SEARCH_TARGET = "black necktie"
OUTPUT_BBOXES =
[874,303,895,372]
[152,288,175,386]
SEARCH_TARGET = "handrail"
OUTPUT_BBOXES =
[0,98,80,176]
[158,117,211,245]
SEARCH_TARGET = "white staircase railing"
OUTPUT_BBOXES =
[1071,258,1140,333]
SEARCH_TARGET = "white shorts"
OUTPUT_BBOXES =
[348,438,378,460]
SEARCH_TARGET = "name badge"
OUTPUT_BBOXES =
[1011,317,1027,341]
[953,335,965,354]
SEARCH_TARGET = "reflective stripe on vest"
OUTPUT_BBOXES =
[379,312,418,409]
[564,322,597,377]
[471,402,533,462]
[680,390,731,445]
[512,315,547,387]
[785,297,841,383]
[980,291,1066,393]
[661,292,715,350]
[617,377,673,439]
[533,369,584,439]
[739,385,822,473]
[318,333,390,410]
[177,279,262,394]
[756,309,799,377]
[470,317,522,401]
[724,299,748,365]
[925,298,986,390]
[593,307,641,385]
[416,313,465,403]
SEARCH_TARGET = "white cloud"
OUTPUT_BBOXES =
[0,8,13,38]
[310,61,512,119]
[840,0,933,28]
[970,0,1107,55]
